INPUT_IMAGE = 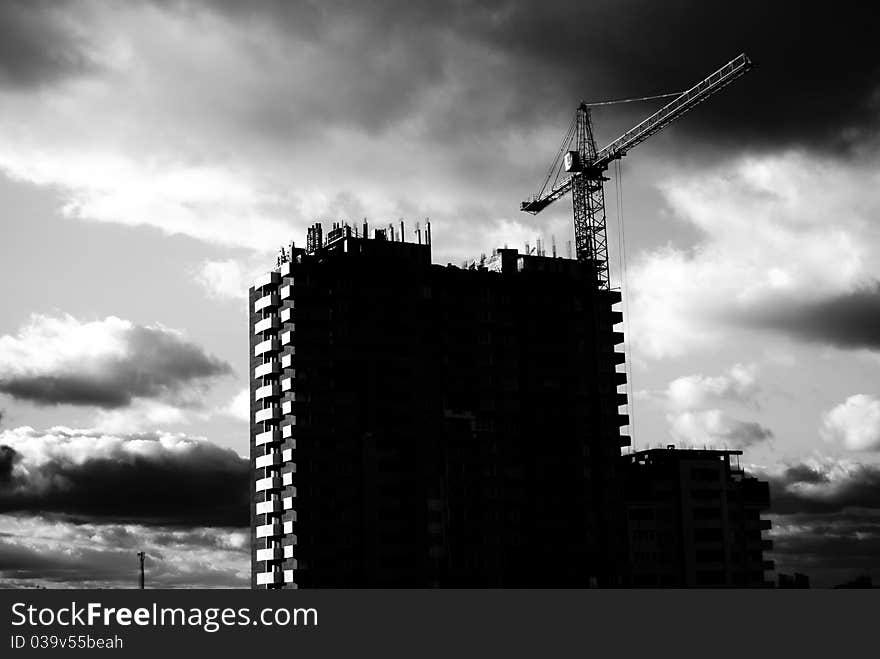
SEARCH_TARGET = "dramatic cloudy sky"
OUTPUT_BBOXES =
[1,0,879,587]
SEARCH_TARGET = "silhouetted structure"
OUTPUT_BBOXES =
[137,551,145,589]
[620,447,774,587]
[249,222,630,588]
[778,572,810,588]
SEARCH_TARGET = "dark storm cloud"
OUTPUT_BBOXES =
[459,0,880,154]
[156,0,453,138]
[744,284,880,351]
[766,461,880,515]
[0,428,248,525]
[769,511,880,587]
[0,1,100,89]
[761,460,880,585]
[0,314,232,407]
[165,0,880,154]
[725,419,772,447]
[780,463,831,486]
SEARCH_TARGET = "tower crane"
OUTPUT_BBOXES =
[521,53,753,290]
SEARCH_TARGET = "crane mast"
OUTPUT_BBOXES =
[522,53,753,290]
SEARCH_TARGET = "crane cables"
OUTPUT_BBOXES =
[532,92,682,202]
[534,111,577,202]
[582,90,683,107]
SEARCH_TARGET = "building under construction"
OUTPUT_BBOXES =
[249,223,630,588]
[249,53,774,588]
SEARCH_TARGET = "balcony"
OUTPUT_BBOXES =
[254,338,280,357]
[256,571,283,586]
[254,406,280,424]
[254,294,280,313]
[255,452,282,469]
[255,523,283,538]
[282,448,294,462]
[254,361,280,379]
[280,284,293,300]
[254,316,281,335]
[282,471,295,487]
[284,547,296,560]
[255,429,281,446]
[253,272,280,290]
[283,521,295,535]
[281,400,293,416]
[255,384,281,402]
[281,330,293,346]
[281,423,296,439]
[256,547,284,562]
[280,307,293,323]
[281,353,294,369]
[256,499,283,515]
[255,476,282,492]
[283,570,297,585]
[283,496,296,510]
[281,377,293,392]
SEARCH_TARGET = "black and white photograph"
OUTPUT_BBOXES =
[1,0,879,619]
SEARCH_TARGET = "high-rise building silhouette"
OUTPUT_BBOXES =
[249,223,630,588]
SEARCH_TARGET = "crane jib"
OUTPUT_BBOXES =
[592,53,752,169]
[520,53,753,214]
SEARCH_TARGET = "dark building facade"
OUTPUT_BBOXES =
[621,447,774,587]
[249,223,630,588]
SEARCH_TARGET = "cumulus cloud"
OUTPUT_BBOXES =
[668,409,772,449]
[665,363,759,410]
[0,514,248,588]
[0,313,231,408]
[194,259,251,301]
[629,152,880,358]
[90,399,191,434]
[218,388,250,423]
[0,425,248,525]
[821,395,880,451]
[0,1,560,256]
[660,365,769,450]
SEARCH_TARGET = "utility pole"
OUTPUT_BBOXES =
[137,551,145,589]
